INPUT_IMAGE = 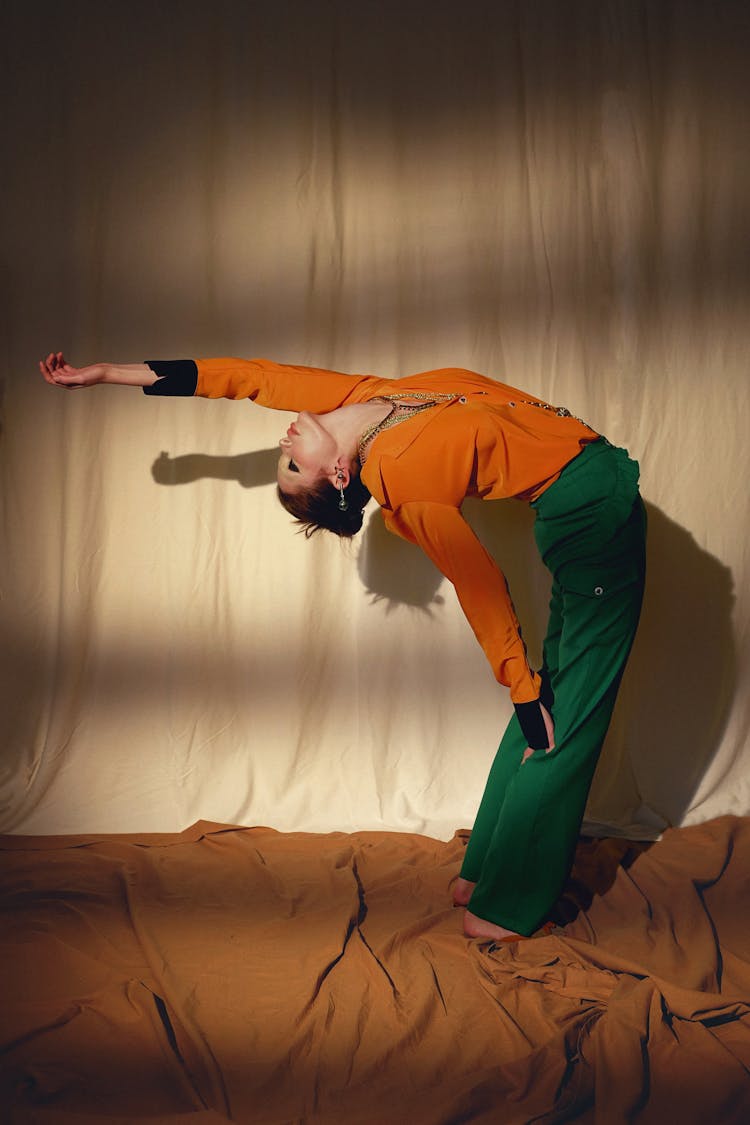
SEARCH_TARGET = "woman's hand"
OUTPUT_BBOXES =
[39,352,107,389]
[540,701,555,750]
[521,702,555,765]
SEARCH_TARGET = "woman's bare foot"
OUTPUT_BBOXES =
[463,909,523,942]
[452,876,477,906]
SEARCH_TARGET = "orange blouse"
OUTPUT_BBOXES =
[193,357,599,705]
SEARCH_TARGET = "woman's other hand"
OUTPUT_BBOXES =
[39,352,106,389]
[540,701,555,750]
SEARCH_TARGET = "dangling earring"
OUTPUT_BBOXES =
[337,471,348,511]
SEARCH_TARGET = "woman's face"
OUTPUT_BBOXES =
[277,411,338,494]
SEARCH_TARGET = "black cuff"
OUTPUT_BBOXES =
[538,666,554,712]
[142,360,198,396]
[514,700,549,750]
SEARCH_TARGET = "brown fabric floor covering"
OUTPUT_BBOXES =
[2,817,749,1124]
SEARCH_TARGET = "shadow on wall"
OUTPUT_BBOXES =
[622,504,735,827]
[151,450,735,830]
[151,447,281,489]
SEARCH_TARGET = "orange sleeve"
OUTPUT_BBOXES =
[384,501,541,704]
[195,357,377,413]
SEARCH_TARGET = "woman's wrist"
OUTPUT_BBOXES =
[102,363,158,387]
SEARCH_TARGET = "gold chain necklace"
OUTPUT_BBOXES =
[357,392,459,465]
[511,399,587,425]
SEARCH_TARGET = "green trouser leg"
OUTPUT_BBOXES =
[460,583,563,884]
[460,447,646,935]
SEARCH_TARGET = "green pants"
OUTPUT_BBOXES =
[461,439,646,935]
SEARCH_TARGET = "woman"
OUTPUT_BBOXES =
[40,351,646,943]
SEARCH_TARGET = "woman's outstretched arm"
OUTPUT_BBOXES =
[40,353,379,411]
[40,352,159,389]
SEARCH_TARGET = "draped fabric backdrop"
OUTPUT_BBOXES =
[1,0,748,839]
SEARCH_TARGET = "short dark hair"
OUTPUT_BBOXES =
[277,476,372,538]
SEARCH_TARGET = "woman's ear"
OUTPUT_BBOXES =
[328,459,351,488]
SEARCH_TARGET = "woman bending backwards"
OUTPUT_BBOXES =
[40,351,646,943]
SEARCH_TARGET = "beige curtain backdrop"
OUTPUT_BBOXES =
[1,0,748,839]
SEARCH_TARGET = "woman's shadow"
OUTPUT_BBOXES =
[154,450,736,835]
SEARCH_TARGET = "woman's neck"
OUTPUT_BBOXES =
[322,400,394,464]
